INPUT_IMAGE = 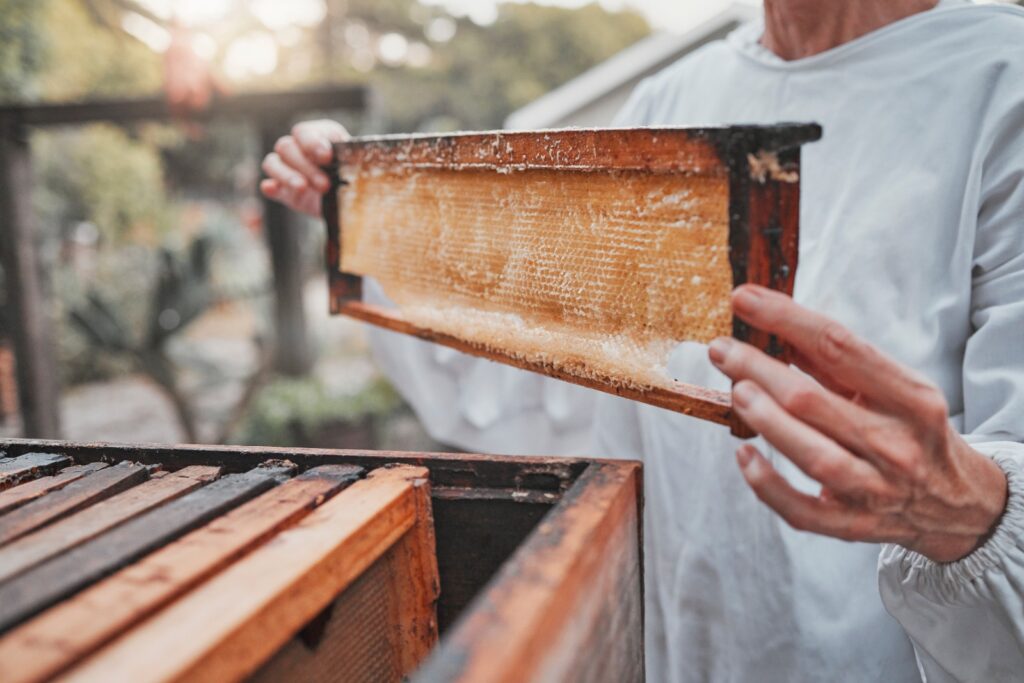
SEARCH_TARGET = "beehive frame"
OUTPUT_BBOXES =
[323,125,822,433]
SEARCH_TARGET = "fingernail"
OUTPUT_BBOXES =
[318,140,332,159]
[736,445,754,469]
[733,381,757,408]
[733,286,762,315]
[708,337,734,365]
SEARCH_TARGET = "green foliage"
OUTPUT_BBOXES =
[37,0,160,100]
[33,124,172,245]
[236,376,402,446]
[326,2,651,132]
[54,246,156,384]
[0,0,45,101]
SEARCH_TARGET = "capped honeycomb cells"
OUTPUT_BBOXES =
[339,166,732,390]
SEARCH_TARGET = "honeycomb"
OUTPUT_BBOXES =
[339,166,732,390]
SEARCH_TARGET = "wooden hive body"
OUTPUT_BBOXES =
[0,440,642,683]
[324,125,821,434]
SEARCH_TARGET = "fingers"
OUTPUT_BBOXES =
[731,285,946,420]
[262,152,307,192]
[292,120,349,165]
[258,178,322,218]
[736,444,894,542]
[709,336,900,474]
[730,380,896,501]
[274,136,330,193]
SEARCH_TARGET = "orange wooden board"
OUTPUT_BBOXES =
[0,465,360,683]
[59,466,436,683]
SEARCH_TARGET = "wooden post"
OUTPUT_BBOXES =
[259,122,313,376]
[0,124,62,438]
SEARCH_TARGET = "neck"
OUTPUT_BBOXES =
[761,0,940,60]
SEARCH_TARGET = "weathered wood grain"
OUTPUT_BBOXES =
[59,466,433,683]
[0,465,284,632]
[249,466,440,683]
[0,462,149,545]
[0,438,587,493]
[415,461,643,683]
[0,465,361,683]
[0,453,71,491]
[0,466,220,583]
[0,463,108,516]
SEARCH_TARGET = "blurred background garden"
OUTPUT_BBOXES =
[1,0,1018,450]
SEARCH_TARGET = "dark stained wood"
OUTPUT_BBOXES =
[0,466,220,583]
[0,463,108,515]
[0,86,367,128]
[0,465,361,683]
[0,129,61,438]
[60,466,435,683]
[0,439,588,493]
[0,453,71,491]
[0,462,149,545]
[726,143,805,437]
[415,462,643,683]
[0,465,284,632]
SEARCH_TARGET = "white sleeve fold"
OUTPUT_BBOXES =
[878,445,1024,682]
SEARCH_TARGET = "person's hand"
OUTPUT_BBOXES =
[260,120,350,217]
[708,284,1008,563]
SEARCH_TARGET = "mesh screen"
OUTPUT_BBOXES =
[340,167,731,389]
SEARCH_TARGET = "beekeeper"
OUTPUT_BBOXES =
[261,1,1024,680]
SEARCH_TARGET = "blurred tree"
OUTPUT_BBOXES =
[33,124,171,245]
[38,0,161,100]
[313,1,651,131]
[0,0,45,101]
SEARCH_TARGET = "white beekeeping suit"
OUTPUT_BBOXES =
[364,277,596,454]
[592,2,1024,681]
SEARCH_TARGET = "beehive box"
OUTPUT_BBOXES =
[0,440,642,683]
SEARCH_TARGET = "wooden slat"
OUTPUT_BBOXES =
[339,301,735,426]
[0,465,284,632]
[0,462,149,545]
[0,463,108,516]
[0,465,362,683]
[0,466,220,583]
[0,453,71,491]
[415,462,643,683]
[60,465,432,683]
[0,438,587,494]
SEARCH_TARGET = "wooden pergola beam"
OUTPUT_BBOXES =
[0,86,367,128]
[0,85,369,437]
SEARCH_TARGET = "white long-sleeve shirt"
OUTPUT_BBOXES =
[591,2,1024,681]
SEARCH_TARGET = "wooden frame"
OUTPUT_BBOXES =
[0,438,642,683]
[322,125,821,435]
